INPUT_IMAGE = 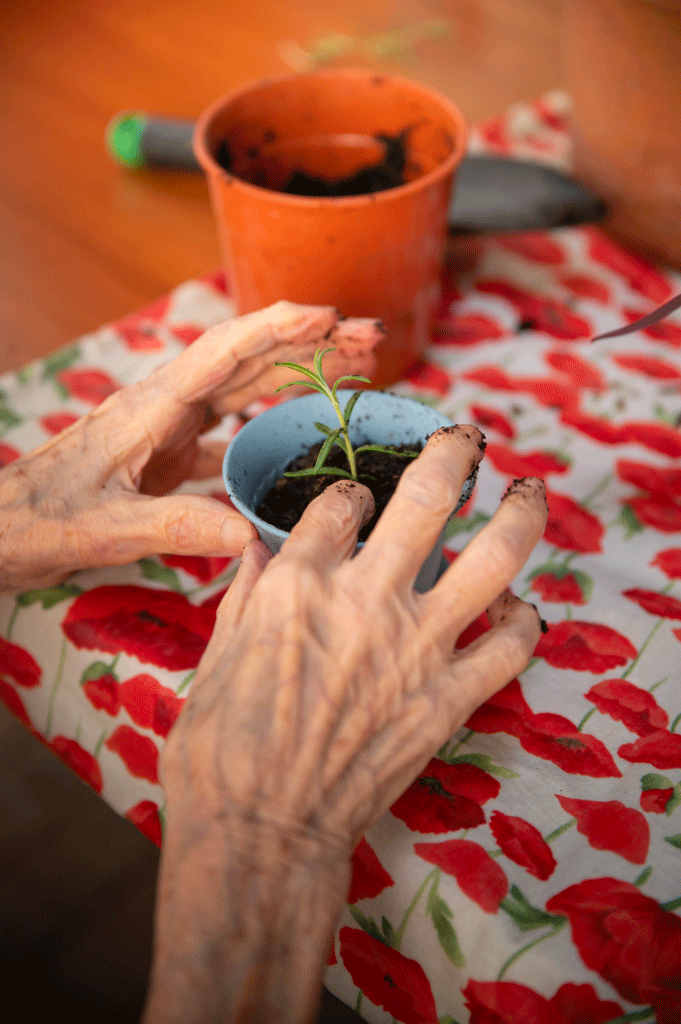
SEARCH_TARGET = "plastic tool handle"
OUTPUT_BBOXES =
[107,112,198,169]
[105,112,606,230]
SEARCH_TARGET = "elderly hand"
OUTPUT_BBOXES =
[0,301,382,591]
[145,427,548,1024]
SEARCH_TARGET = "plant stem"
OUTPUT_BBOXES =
[45,638,67,739]
[544,818,575,843]
[580,471,612,508]
[622,618,665,680]
[354,991,363,1014]
[661,894,681,912]
[393,868,437,950]
[328,388,358,480]
[6,601,19,640]
[604,1009,655,1024]
[496,920,566,980]
[577,707,596,731]
[446,730,474,759]
[177,671,196,696]
[670,713,681,735]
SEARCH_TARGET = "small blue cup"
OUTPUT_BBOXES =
[223,390,473,592]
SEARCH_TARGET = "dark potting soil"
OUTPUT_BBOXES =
[256,439,422,542]
[216,132,408,197]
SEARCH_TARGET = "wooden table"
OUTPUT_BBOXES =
[0,0,560,373]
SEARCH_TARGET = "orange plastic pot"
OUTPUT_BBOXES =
[193,69,467,386]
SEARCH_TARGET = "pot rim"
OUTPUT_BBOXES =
[193,67,468,209]
[223,388,453,542]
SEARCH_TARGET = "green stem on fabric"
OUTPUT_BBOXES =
[565,603,572,620]
[94,729,106,758]
[622,618,665,680]
[110,653,121,672]
[393,868,437,951]
[45,638,67,740]
[496,920,567,980]
[446,730,474,759]
[580,472,613,509]
[604,1009,655,1024]
[649,677,669,693]
[577,707,596,732]
[661,893,681,912]
[633,866,652,888]
[354,991,363,1015]
[670,713,681,735]
[176,670,196,696]
[5,601,19,641]
[185,563,240,598]
[544,818,575,843]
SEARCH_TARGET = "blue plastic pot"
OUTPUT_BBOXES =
[223,390,473,592]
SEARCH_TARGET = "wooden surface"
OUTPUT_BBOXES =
[0,0,561,374]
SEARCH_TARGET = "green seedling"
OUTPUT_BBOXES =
[274,346,419,481]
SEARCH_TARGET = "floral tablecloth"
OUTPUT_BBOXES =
[1,92,680,1024]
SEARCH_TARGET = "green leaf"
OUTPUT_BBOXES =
[138,557,183,591]
[314,428,342,472]
[427,886,465,967]
[15,366,32,385]
[80,661,118,684]
[666,783,681,817]
[343,389,363,425]
[444,511,490,539]
[41,345,81,378]
[274,379,327,394]
[641,773,673,791]
[347,905,386,944]
[499,886,566,932]
[664,833,681,849]
[16,583,83,609]
[449,753,520,779]
[633,866,653,887]
[439,1016,463,1024]
[273,360,319,382]
[381,916,396,947]
[284,466,354,479]
[332,375,371,401]
[0,407,22,429]
[525,564,594,603]
[353,444,419,458]
[53,380,69,401]
[314,421,333,436]
[618,504,644,539]
[313,346,336,380]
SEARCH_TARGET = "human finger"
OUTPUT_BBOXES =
[439,591,544,725]
[355,425,486,595]
[108,493,258,561]
[279,480,375,572]
[420,477,548,641]
[215,539,273,630]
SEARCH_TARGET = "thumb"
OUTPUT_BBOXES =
[135,493,258,558]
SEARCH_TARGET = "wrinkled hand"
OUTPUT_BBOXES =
[162,426,548,853]
[0,301,382,591]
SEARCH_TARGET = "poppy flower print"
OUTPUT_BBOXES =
[489,811,557,880]
[104,725,159,783]
[390,757,499,833]
[160,553,232,584]
[40,412,80,435]
[616,460,681,498]
[82,672,120,715]
[112,295,171,350]
[125,800,163,847]
[555,796,649,863]
[544,349,606,391]
[530,570,586,604]
[546,877,681,1022]
[560,273,611,303]
[496,232,565,265]
[618,731,681,770]
[640,775,675,815]
[0,637,42,688]
[405,362,452,396]
[118,674,183,739]
[543,492,604,553]
[518,713,622,778]
[339,927,438,1024]
[612,353,681,382]
[435,313,505,346]
[463,979,622,1024]
[651,548,681,579]
[465,678,533,737]
[414,839,508,913]
[0,442,20,466]
[62,586,215,670]
[624,494,681,532]
[347,838,394,903]
[50,736,103,794]
[535,620,636,672]
[485,443,569,479]
[584,679,669,736]
[468,404,516,438]
[476,280,590,340]
[587,230,673,303]
[58,368,119,405]
[623,588,681,619]
[623,306,681,347]
[0,679,35,732]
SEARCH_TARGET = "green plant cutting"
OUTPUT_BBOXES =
[274,346,419,481]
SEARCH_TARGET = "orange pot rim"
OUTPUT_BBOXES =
[192,67,468,208]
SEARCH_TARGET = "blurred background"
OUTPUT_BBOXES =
[0,2,561,1021]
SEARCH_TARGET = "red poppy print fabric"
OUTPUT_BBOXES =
[0,91,680,1024]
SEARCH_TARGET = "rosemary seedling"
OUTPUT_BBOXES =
[274,346,419,481]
